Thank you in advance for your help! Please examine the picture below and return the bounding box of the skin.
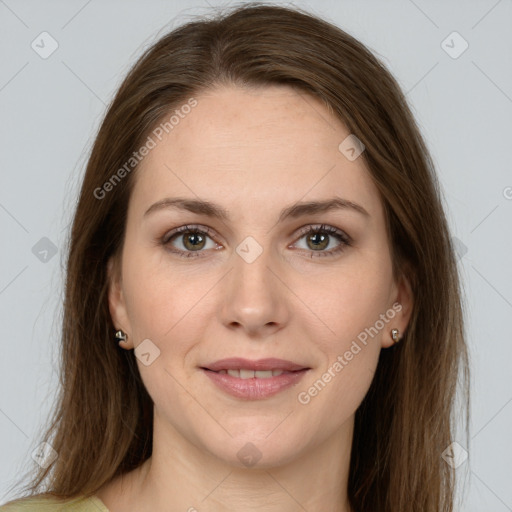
[97,84,413,512]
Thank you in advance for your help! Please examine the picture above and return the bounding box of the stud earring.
[391,328,401,344]
[115,330,127,343]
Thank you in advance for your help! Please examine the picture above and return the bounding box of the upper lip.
[202,358,309,372]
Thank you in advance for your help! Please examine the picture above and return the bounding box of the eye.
[161,224,219,258]
[160,223,351,258]
[291,224,351,258]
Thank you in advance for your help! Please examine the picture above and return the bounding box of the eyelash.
[160,224,352,259]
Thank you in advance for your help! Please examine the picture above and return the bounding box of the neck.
[114,413,355,512]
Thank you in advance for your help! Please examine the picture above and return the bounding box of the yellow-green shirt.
[0,495,110,511]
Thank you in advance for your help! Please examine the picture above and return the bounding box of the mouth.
[202,357,309,373]
[204,368,292,378]
[200,357,311,400]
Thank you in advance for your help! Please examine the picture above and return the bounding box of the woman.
[1,3,470,511]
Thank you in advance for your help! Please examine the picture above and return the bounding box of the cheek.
[296,271,389,425]
[305,259,393,409]
[121,250,218,350]
[306,260,394,349]
[295,345,378,444]
[121,250,177,343]
[123,272,170,336]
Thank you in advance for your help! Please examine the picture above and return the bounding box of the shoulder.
[0,494,110,512]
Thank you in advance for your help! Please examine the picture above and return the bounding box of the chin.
[200,429,311,470]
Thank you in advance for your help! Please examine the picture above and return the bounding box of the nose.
[218,242,290,338]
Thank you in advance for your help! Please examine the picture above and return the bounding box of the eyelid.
[292,224,352,245]
[162,224,219,244]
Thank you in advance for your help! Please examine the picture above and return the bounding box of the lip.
[203,357,308,372]
[200,358,310,400]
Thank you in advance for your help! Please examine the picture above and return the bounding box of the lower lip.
[201,368,309,400]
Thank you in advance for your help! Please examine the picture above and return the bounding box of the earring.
[115,330,127,343]
[391,328,401,344]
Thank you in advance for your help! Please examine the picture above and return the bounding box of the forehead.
[131,85,381,219]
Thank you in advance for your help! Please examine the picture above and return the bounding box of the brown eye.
[293,224,351,258]
[162,225,218,258]
[161,223,351,259]
[178,231,207,251]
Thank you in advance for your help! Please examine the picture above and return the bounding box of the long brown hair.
[5,3,470,511]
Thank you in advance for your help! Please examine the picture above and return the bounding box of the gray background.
[1,0,511,510]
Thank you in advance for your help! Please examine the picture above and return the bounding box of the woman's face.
[108,84,412,468]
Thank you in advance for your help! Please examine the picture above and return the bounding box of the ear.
[382,271,414,348]
[107,256,134,349]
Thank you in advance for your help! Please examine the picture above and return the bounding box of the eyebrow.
[144,196,369,221]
